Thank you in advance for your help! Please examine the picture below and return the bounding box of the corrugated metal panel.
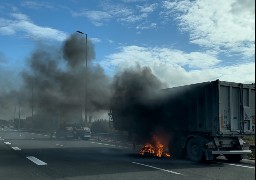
[231,87,240,131]
[219,82,255,135]
[219,86,231,131]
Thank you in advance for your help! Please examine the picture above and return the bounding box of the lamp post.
[76,31,88,126]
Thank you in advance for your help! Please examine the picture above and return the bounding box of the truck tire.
[224,154,243,162]
[186,138,204,162]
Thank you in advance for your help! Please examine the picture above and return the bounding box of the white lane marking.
[44,135,48,137]
[91,142,95,144]
[27,156,47,165]
[31,133,35,134]
[227,163,255,169]
[31,138,35,140]
[60,145,64,147]
[4,142,11,145]
[97,142,102,145]
[12,147,21,151]
[132,162,183,175]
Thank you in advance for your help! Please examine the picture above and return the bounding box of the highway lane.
[0,128,255,180]
[0,131,52,179]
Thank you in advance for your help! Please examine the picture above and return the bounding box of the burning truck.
[110,80,255,162]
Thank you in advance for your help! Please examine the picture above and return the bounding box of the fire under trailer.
[110,80,255,162]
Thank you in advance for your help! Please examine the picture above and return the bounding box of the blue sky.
[0,0,255,92]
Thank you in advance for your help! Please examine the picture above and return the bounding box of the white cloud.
[122,0,146,2]
[86,2,159,26]
[101,3,144,23]
[90,38,101,43]
[11,13,29,21]
[105,45,220,69]
[0,13,67,41]
[162,0,255,58]
[73,2,158,30]
[136,22,157,30]
[137,3,158,13]
[21,1,54,9]
[102,45,254,87]
[73,10,112,26]
[101,3,133,17]
[154,62,255,87]
[119,13,148,23]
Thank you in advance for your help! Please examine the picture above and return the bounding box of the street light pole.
[77,31,88,126]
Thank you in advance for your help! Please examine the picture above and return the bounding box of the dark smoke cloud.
[1,32,169,141]
[111,66,166,142]
[17,33,111,127]
[63,34,95,68]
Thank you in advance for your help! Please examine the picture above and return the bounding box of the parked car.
[73,125,91,140]
[55,124,74,139]
[52,123,91,140]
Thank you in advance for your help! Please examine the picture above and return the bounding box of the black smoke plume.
[111,66,166,142]
[20,33,110,128]
[1,33,170,140]
[63,34,95,68]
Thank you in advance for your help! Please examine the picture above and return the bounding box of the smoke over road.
[1,33,166,136]
[111,66,166,142]
[24,34,111,125]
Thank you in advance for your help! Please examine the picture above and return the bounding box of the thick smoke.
[20,33,111,128]
[1,33,171,141]
[111,66,166,142]
[63,34,95,67]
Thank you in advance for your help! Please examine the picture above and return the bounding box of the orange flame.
[139,135,171,158]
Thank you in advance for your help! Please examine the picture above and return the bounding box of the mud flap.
[205,150,214,160]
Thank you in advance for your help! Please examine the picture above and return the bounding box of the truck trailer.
[110,80,255,162]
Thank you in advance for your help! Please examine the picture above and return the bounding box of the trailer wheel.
[224,154,243,162]
[186,138,204,162]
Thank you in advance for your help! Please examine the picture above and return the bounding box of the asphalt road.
[0,127,255,180]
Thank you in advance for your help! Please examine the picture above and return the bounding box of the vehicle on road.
[110,80,255,162]
[53,123,91,140]
[54,124,74,139]
[73,126,91,140]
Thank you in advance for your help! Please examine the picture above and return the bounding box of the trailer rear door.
[219,82,255,134]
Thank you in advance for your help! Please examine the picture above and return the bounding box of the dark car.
[73,125,91,140]
[53,123,91,140]
[55,124,74,139]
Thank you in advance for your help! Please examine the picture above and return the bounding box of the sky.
[0,0,255,92]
